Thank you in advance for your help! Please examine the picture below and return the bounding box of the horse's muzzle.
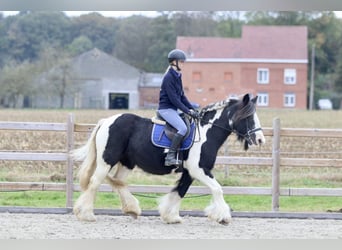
[247,128,266,146]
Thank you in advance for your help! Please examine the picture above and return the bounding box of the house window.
[192,71,202,82]
[257,92,269,107]
[224,72,233,82]
[284,69,296,84]
[284,93,296,107]
[257,68,269,84]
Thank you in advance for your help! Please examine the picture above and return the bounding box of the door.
[108,93,129,109]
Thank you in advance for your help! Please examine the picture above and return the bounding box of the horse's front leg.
[158,169,193,224]
[188,167,232,225]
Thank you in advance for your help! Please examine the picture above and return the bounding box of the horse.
[72,93,265,225]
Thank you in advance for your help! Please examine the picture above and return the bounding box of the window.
[257,92,269,107]
[284,93,296,107]
[192,71,202,82]
[284,69,296,84]
[257,68,269,84]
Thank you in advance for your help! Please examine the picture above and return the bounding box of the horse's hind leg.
[74,160,111,222]
[106,164,141,218]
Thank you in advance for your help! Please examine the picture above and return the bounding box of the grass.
[0,108,342,212]
[1,191,342,213]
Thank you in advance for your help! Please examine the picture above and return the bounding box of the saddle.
[151,112,196,150]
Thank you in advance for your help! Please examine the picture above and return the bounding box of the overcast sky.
[1,11,342,19]
[1,11,161,18]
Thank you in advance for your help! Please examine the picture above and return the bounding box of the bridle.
[194,113,262,145]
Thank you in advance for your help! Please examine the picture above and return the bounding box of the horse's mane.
[200,98,231,114]
[200,95,256,121]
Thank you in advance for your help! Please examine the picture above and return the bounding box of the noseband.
[228,116,262,145]
[242,127,263,145]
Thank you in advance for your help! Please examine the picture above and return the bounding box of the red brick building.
[177,25,308,109]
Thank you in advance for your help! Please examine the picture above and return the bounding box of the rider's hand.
[189,109,200,119]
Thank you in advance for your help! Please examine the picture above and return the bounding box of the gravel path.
[0,213,342,239]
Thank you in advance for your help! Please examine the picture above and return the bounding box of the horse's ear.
[251,95,258,104]
[242,93,250,105]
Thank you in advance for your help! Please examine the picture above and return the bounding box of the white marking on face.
[253,113,265,145]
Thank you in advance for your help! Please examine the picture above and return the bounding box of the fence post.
[272,117,280,211]
[66,113,75,208]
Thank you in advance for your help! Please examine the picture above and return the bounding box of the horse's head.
[227,93,265,150]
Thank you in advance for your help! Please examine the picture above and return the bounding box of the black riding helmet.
[168,49,186,71]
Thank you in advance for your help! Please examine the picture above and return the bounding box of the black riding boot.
[165,133,183,166]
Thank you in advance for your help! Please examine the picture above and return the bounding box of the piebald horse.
[72,93,265,224]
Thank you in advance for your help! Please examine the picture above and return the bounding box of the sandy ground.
[0,213,341,239]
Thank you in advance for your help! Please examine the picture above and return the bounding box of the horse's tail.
[71,118,105,191]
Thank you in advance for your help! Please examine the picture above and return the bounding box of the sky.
[1,11,342,19]
[1,11,161,18]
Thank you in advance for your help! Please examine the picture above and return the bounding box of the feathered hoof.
[73,206,96,222]
[161,215,183,224]
[122,203,142,219]
[218,218,231,226]
[205,204,232,225]
[125,211,140,219]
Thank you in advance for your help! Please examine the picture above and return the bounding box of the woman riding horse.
[158,49,200,167]
[72,93,265,225]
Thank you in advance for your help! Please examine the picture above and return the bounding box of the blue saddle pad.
[151,122,196,150]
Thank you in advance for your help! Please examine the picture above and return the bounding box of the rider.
[158,49,200,167]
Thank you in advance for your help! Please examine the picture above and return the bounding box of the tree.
[335,49,342,93]
[334,44,342,108]
[67,35,93,56]
[0,60,38,108]
[171,12,218,37]
[144,14,176,72]
[5,11,71,62]
[47,59,75,108]
[70,12,118,54]
[114,15,152,70]
[215,11,244,37]
[37,46,79,108]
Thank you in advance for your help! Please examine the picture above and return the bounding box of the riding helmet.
[168,49,186,63]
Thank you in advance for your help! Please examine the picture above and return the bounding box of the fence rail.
[1,114,342,211]
[1,182,342,197]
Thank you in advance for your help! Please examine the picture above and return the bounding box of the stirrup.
[165,151,182,166]
[165,158,182,166]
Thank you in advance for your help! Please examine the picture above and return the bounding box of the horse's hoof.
[219,219,230,226]
[75,214,96,222]
[83,215,97,222]
[126,212,139,219]
[76,212,96,222]
[74,208,96,222]
[163,216,183,224]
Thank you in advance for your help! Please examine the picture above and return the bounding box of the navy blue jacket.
[158,67,193,114]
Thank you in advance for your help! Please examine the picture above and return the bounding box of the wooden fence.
[1,114,342,212]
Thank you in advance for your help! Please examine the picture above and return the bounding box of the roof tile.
[177,25,308,60]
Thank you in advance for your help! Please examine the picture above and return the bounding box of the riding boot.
[165,133,184,166]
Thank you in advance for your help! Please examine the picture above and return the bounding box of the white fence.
[1,114,342,211]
